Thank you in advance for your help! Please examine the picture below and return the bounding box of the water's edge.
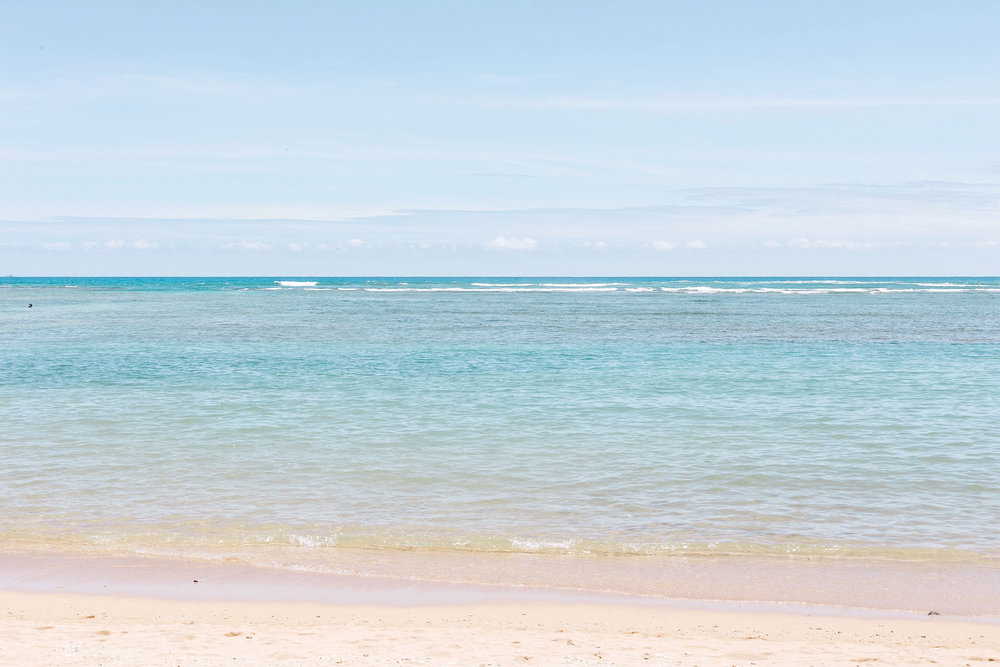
[2,549,998,618]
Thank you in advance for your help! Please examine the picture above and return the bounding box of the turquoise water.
[1,277,998,562]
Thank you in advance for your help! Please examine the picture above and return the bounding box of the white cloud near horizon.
[228,241,272,251]
[5,180,999,260]
[486,236,539,251]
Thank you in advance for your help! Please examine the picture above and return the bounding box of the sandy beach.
[3,589,999,666]
[1,552,999,665]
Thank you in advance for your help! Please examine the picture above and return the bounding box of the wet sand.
[2,550,999,615]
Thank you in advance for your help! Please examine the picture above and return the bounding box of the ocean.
[2,277,998,578]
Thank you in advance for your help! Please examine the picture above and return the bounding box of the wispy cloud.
[466,95,1000,112]
[0,71,297,104]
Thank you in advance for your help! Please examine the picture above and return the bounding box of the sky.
[1,0,998,275]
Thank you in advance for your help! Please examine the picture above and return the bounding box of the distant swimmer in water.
[28,303,32,308]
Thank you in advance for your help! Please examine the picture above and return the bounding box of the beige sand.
[2,590,998,666]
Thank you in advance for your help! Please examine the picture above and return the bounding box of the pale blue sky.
[2,1,998,275]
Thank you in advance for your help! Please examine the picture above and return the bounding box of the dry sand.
[3,589,999,666]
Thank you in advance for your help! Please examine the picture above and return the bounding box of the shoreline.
[1,549,998,620]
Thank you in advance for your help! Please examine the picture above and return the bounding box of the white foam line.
[363,287,621,292]
[470,282,535,287]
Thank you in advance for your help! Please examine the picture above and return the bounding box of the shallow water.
[1,277,998,564]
